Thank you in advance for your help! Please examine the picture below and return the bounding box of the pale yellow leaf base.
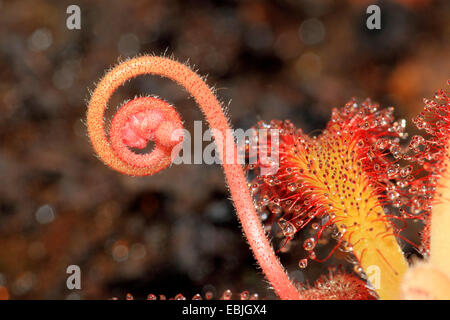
[401,263,450,299]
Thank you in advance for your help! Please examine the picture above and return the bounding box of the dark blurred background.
[0,0,448,299]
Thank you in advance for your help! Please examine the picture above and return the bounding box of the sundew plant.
[87,55,449,300]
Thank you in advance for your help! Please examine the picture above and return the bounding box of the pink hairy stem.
[86,56,302,300]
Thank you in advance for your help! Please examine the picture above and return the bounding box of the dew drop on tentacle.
[287,182,297,192]
[250,293,259,300]
[204,291,213,300]
[298,258,308,269]
[268,201,282,214]
[147,294,157,300]
[240,291,249,300]
[221,289,232,300]
[339,240,353,253]
[278,218,296,237]
[353,265,367,280]
[303,238,316,251]
[125,293,134,300]
[174,293,186,300]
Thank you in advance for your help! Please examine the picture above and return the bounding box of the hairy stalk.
[87,56,301,300]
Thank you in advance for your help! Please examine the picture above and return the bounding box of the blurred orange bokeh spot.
[0,286,9,300]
